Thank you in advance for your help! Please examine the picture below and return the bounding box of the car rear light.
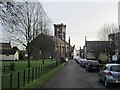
[106,72,112,76]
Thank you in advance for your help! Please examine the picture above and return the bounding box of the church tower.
[54,23,66,41]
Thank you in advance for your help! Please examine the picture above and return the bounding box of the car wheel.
[98,75,102,82]
[86,68,89,72]
[87,68,90,72]
[104,79,109,87]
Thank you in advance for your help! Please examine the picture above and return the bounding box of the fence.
[2,60,63,89]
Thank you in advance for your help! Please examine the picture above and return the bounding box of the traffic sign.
[112,55,117,61]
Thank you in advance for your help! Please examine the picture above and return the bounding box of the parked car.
[78,58,83,65]
[86,60,100,72]
[98,64,120,87]
[80,59,88,68]
[74,55,80,63]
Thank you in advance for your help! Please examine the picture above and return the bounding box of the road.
[42,59,120,89]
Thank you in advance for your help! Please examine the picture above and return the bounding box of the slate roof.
[1,49,18,55]
[35,33,72,47]
[0,43,11,49]
[86,41,109,52]
[0,42,18,55]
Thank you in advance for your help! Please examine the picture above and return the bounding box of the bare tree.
[97,23,118,62]
[0,1,52,67]
[97,23,119,41]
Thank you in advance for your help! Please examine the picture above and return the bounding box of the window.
[110,65,120,72]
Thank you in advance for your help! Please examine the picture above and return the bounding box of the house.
[28,33,73,60]
[0,42,19,60]
[79,48,84,58]
[0,42,11,50]
[83,41,109,61]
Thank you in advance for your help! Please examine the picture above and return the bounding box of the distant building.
[84,41,109,61]
[79,48,84,58]
[0,42,19,60]
[29,33,73,60]
[108,32,120,60]
[0,42,11,50]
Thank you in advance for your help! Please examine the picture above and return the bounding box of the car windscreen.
[110,65,120,72]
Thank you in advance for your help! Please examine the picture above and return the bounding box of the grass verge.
[2,59,56,75]
[20,63,65,89]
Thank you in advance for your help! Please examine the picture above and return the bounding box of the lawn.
[1,59,64,89]
[2,59,56,75]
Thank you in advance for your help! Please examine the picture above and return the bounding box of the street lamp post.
[40,50,44,65]
[42,51,44,65]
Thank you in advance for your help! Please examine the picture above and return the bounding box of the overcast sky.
[41,1,118,50]
[1,0,119,50]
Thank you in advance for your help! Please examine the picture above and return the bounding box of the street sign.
[112,55,117,61]
[25,54,28,57]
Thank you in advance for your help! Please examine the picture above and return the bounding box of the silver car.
[98,64,120,87]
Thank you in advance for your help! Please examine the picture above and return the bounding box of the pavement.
[41,59,120,89]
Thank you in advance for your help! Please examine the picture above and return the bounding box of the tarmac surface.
[42,59,120,89]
